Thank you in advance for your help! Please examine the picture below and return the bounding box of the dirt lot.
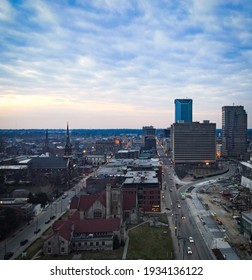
[198,186,252,260]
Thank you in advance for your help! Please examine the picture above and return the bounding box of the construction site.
[197,181,252,260]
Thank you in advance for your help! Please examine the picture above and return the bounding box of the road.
[158,142,215,260]
[0,174,91,260]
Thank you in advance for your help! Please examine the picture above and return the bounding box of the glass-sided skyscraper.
[222,105,247,158]
[174,99,193,123]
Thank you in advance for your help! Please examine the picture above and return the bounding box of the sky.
[0,0,252,129]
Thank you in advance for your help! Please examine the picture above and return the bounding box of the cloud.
[0,0,251,128]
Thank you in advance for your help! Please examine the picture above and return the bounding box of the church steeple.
[64,122,72,156]
[43,129,50,153]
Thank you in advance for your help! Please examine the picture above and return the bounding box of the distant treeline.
[0,128,251,138]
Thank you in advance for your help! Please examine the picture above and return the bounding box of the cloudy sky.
[0,0,251,129]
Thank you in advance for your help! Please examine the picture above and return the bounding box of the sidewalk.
[122,221,149,260]
[167,213,180,259]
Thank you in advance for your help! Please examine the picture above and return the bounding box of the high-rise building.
[174,99,193,123]
[142,125,156,136]
[221,106,247,158]
[171,121,216,164]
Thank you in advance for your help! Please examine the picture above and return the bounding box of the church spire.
[43,129,50,153]
[64,122,72,156]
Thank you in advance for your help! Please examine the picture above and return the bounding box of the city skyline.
[0,0,252,129]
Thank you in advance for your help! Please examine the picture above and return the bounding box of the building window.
[94,209,102,218]
[48,247,51,254]
[96,242,99,246]
[61,247,65,253]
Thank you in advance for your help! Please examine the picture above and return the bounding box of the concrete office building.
[174,99,193,123]
[171,121,216,164]
[142,126,156,136]
[221,106,247,158]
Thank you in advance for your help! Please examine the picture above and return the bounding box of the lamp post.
[50,203,53,218]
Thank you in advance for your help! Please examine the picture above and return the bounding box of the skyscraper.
[171,121,216,164]
[142,125,156,136]
[174,99,193,123]
[221,106,247,158]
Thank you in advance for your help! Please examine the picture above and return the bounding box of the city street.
[0,174,91,260]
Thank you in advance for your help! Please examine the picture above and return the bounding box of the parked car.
[20,239,28,246]
[187,246,192,255]
[45,219,50,224]
[216,218,223,225]
[34,228,41,234]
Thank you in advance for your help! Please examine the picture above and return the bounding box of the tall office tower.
[221,106,247,158]
[174,99,193,122]
[171,121,216,164]
[142,125,156,136]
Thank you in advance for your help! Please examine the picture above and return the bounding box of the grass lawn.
[127,223,174,260]
[18,237,44,260]
[80,247,124,260]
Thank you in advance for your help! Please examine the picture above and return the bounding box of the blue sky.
[0,0,251,129]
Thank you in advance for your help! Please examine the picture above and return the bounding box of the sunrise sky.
[0,0,251,129]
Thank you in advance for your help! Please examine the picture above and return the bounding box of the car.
[181,215,186,220]
[34,228,41,234]
[50,215,56,220]
[4,252,14,260]
[189,236,194,243]
[187,246,192,255]
[177,204,181,208]
[20,239,28,246]
[45,219,50,224]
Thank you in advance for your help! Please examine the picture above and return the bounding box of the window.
[61,247,65,253]
[94,209,102,218]
[96,242,99,246]
[48,248,51,254]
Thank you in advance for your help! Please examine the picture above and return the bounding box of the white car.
[187,246,192,255]
[189,236,194,243]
